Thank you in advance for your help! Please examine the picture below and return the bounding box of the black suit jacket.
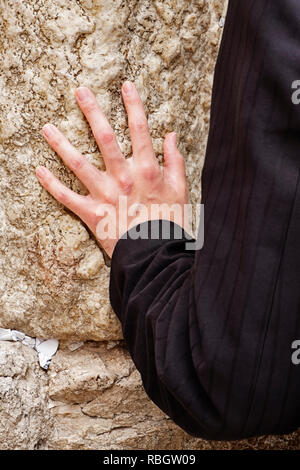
[109,0,300,440]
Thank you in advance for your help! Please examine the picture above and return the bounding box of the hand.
[36,81,189,258]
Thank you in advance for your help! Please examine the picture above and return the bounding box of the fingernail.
[76,87,90,102]
[123,81,134,94]
[172,132,177,145]
[36,166,46,178]
[43,124,55,138]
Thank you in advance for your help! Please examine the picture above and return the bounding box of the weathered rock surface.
[47,342,208,449]
[1,341,299,450]
[1,0,299,451]
[0,0,227,341]
[0,342,50,449]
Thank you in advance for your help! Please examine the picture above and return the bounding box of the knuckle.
[137,142,152,156]
[57,189,69,204]
[42,180,49,191]
[140,162,159,180]
[42,173,52,189]
[126,95,139,106]
[118,174,134,194]
[99,130,114,146]
[71,156,85,171]
[83,99,97,113]
[132,118,148,134]
[51,134,62,148]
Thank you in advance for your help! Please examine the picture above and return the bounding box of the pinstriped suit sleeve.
[109,0,300,440]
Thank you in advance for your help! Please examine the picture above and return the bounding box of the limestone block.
[47,343,200,449]
[0,342,49,450]
[0,340,299,450]
[47,342,209,449]
[0,0,227,340]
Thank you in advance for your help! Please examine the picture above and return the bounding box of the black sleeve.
[109,221,212,438]
[109,0,300,441]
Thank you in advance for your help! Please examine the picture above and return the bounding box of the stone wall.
[0,0,299,450]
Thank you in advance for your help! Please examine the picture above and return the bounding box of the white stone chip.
[0,328,15,341]
[219,17,225,27]
[0,327,59,370]
[67,341,84,352]
[35,339,59,370]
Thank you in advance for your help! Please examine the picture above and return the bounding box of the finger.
[75,87,126,176]
[36,166,87,217]
[42,124,104,196]
[163,132,186,189]
[122,81,157,165]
